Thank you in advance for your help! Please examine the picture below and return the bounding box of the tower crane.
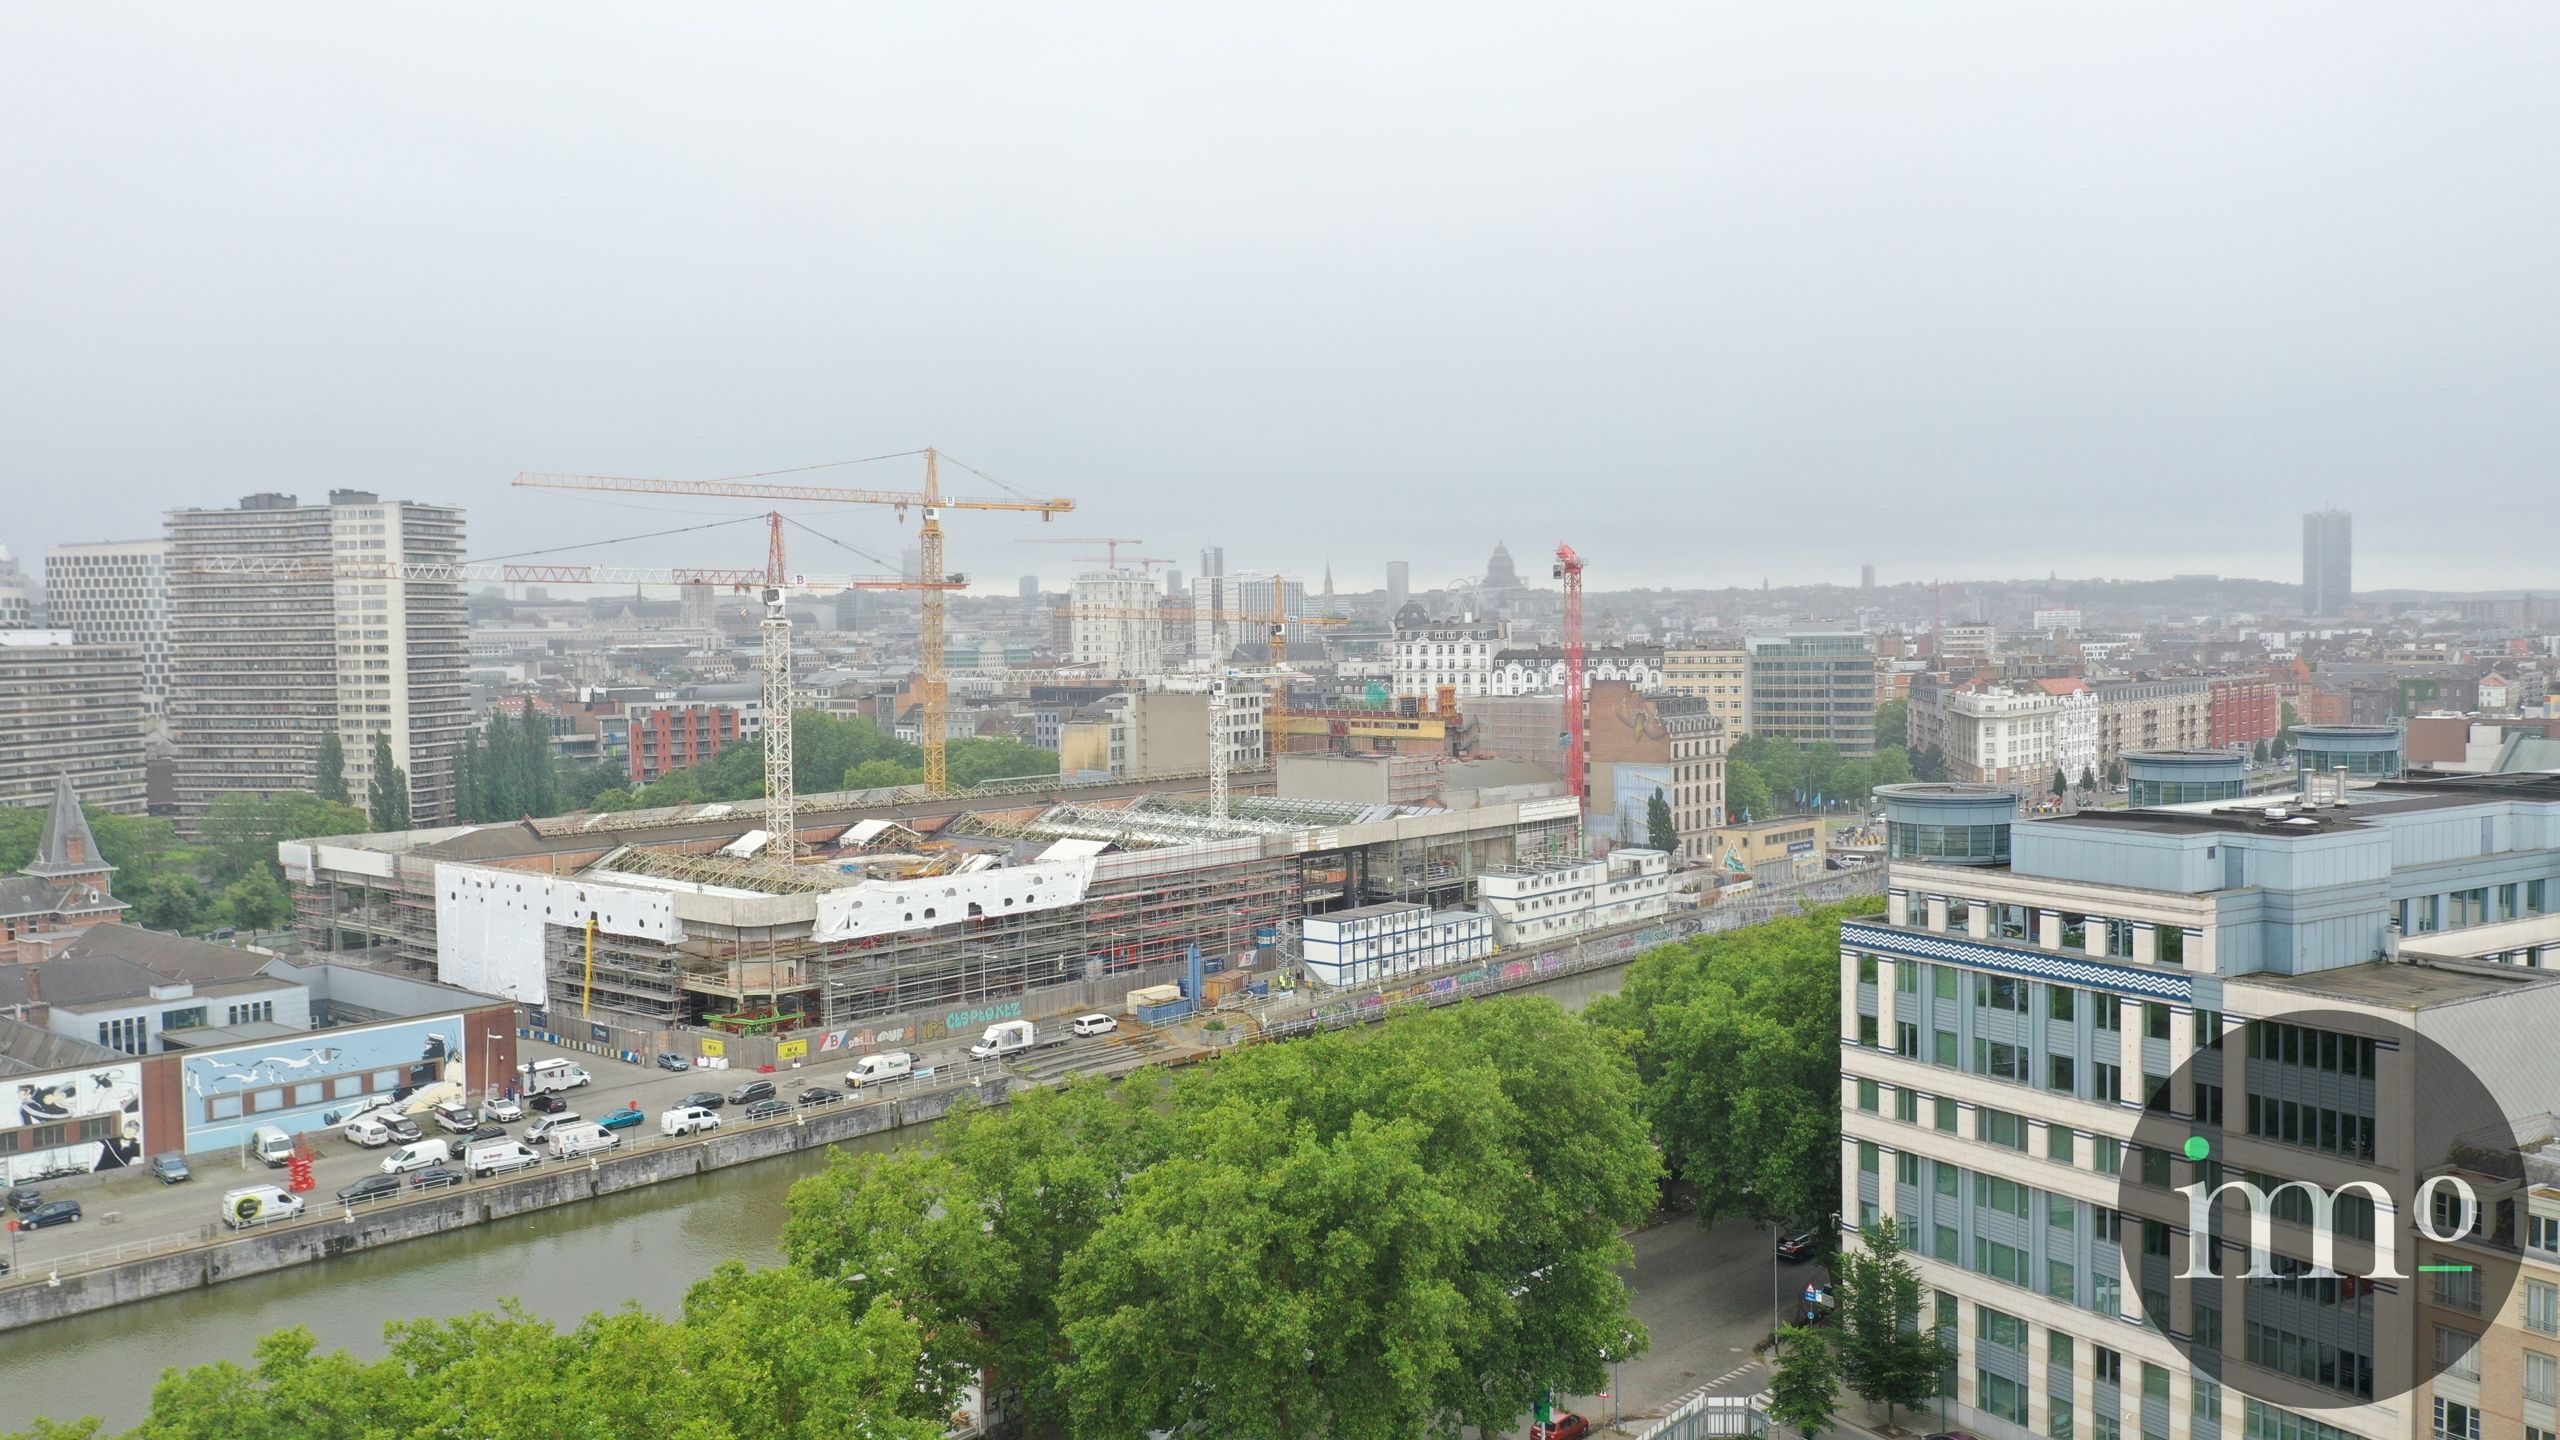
[1018,537,1163,569]
[189,511,932,858]
[515,450,1073,797]
[1554,544,1587,826]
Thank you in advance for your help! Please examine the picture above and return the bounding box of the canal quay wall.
[0,1078,1005,1333]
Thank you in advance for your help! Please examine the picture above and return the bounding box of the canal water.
[4,964,1635,1435]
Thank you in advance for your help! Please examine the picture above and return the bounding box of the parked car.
[523,1112,583,1144]
[1776,1230,1820,1263]
[149,1153,192,1185]
[743,1097,793,1122]
[656,1052,691,1073]
[454,1123,508,1147]
[383,1114,424,1143]
[408,1166,466,1191]
[729,1079,776,1106]
[431,1104,478,1133]
[1070,1011,1119,1037]
[483,1095,524,1122]
[677,1090,725,1111]
[661,1105,721,1138]
[1534,1415,1591,1440]
[20,1199,81,1230]
[1,1187,38,1215]
[795,1086,843,1107]
[597,1106,645,1132]
[336,1175,404,1206]
[528,1092,571,1114]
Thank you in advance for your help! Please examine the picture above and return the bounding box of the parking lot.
[2,1021,1150,1281]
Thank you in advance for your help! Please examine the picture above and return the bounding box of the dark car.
[20,1199,82,1230]
[795,1086,843,1108]
[728,1079,776,1106]
[1535,1415,1591,1440]
[383,1114,424,1143]
[677,1090,724,1112]
[408,1166,466,1191]
[336,1174,404,1206]
[149,1153,192,1185]
[743,1097,792,1122]
[597,1106,645,1131]
[656,1052,690,1073]
[1776,1230,1820,1263]
[455,1123,507,1146]
[3,1187,42,1215]
[528,1092,571,1114]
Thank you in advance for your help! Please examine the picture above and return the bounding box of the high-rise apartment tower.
[2302,509,2352,616]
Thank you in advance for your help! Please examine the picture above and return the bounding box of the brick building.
[626,703,744,783]
[2207,676,2282,749]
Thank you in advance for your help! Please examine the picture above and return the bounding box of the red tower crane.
[1554,543,1587,822]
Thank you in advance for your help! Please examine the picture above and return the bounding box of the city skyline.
[10,7,2560,593]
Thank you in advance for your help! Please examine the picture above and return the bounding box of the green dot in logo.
[2182,1135,2211,1161]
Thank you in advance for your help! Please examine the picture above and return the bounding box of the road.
[0,1022,1148,1281]
[1497,1211,1811,1437]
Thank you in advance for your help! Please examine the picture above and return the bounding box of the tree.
[194,793,369,886]
[2254,738,2271,763]
[314,732,348,805]
[844,759,919,791]
[1582,907,1855,1230]
[1646,787,1678,852]
[1909,745,1948,784]
[369,736,411,832]
[2105,758,2124,788]
[1829,1219,1952,1428]
[1725,759,1772,823]
[220,866,289,932]
[1869,747,1914,788]
[947,736,1061,788]
[2079,765,2097,791]
[2050,768,2069,799]
[1873,698,1908,752]
[1769,1325,1842,1439]
[126,872,211,934]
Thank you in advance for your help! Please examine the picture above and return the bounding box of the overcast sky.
[6,5,2556,596]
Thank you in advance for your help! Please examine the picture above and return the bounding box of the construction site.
[284,783,1588,1052]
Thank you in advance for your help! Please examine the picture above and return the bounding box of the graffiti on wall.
[178,1015,466,1151]
[5,1063,144,1185]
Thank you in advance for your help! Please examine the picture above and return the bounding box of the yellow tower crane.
[515,451,1073,796]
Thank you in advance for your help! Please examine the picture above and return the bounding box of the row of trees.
[1769,1220,1955,1438]
[16,999,1662,1440]
[583,712,1059,812]
[0,791,368,937]
[315,731,417,832]
[1725,735,1916,824]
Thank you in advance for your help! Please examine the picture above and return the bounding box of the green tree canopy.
[314,731,348,805]
[1646,787,1678,852]
[1770,1324,1843,1439]
[194,793,368,887]
[368,736,410,832]
[1830,1219,1953,1428]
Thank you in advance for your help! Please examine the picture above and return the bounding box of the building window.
[2529,1280,2559,1335]
[2158,927,2187,965]
[2530,1214,2560,1254]
[2434,1398,2480,1440]
[1934,1097,1958,1133]
[2527,1350,2557,1405]
[2434,1326,2481,1381]
[2049,1125,2076,1163]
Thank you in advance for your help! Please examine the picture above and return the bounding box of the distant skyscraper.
[1483,542,1522,590]
[2302,509,2353,615]
[45,539,170,715]
[1163,567,1183,596]
[1385,560,1410,613]
[0,548,31,628]
[1018,575,1040,601]
[1861,563,1876,590]
[167,491,466,828]
[1199,546,1225,579]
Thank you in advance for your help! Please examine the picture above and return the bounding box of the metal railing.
[1632,1392,1770,1440]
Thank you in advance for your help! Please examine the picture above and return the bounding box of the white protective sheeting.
[433,864,683,1007]
[814,857,1094,941]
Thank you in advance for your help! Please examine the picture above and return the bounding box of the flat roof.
[2234,959,2560,1010]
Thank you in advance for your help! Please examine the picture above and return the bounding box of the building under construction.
[285,780,1584,1042]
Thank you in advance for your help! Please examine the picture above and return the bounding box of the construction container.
[1124,983,1184,1015]
[1134,996,1197,1027]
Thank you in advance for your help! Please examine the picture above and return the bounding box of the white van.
[380,1139,452,1175]
[222,1184,304,1229]
[523,1111,582,1144]
[846,1051,915,1087]
[1070,1012,1119,1037]
[251,1125,295,1168]
[545,1122,618,1160]
[466,1141,542,1179]
[661,1105,722,1137]
[344,1115,393,1148]
[520,1058,592,1093]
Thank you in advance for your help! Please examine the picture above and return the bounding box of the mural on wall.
[178,1015,465,1151]
[5,1062,144,1184]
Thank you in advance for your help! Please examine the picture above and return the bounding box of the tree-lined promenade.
[10,906,1881,1440]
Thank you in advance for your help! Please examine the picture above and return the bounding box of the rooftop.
[2233,958,2560,1011]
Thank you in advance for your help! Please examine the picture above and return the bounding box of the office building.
[1942,687,2060,787]
[1198,546,1225,579]
[1018,575,1041,601]
[0,549,34,628]
[2304,509,2354,616]
[1662,698,1726,864]
[1394,615,1507,700]
[1746,631,1881,755]
[166,491,467,828]
[2093,678,2212,774]
[1386,560,1411,615]
[0,632,148,814]
[1863,563,1877,590]
[1664,641,1751,735]
[1840,773,2560,1440]
[46,539,171,717]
